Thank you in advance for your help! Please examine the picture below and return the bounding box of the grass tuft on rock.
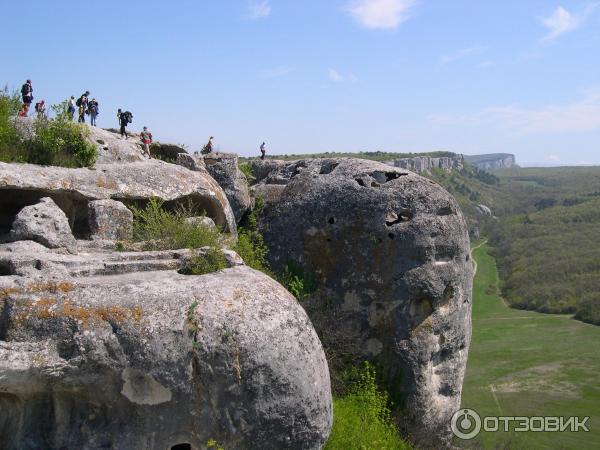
[130,198,221,250]
[179,248,228,275]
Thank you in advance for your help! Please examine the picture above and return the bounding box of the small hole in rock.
[437,206,454,216]
[328,217,335,224]
[96,139,105,145]
[171,444,191,450]
[326,238,332,242]
[0,261,13,276]
[355,178,366,187]
[35,260,43,270]
[388,233,395,240]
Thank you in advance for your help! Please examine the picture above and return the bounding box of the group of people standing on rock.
[69,91,100,125]
[16,79,268,160]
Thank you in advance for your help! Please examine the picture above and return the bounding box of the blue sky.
[2,0,599,165]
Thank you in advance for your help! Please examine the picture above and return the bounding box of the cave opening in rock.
[0,260,13,276]
[0,188,91,239]
[170,444,192,450]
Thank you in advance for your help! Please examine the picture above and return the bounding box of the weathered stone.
[176,152,206,172]
[203,153,251,223]
[185,216,217,230]
[0,263,332,449]
[257,158,472,448]
[0,159,236,237]
[9,197,77,254]
[88,199,133,241]
[476,204,492,216]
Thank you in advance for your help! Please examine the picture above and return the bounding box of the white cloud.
[430,88,600,134]
[547,154,561,162]
[440,46,487,65]
[260,66,294,78]
[540,3,599,40]
[345,0,417,30]
[246,1,271,20]
[328,68,357,82]
[479,60,496,69]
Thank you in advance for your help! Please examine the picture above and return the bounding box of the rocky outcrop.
[0,242,333,449]
[0,159,236,239]
[388,155,464,173]
[203,153,251,223]
[88,199,133,241]
[463,153,516,171]
[476,204,492,216]
[253,158,472,448]
[87,126,148,164]
[9,197,77,254]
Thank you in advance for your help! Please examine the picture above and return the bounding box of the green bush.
[179,247,228,275]
[0,92,96,168]
[130,198,221,250]
[279,261,316,300]
[238,162,254,182]
[234,196,271,273]
[325,362,412,450]
[27,118,97,167]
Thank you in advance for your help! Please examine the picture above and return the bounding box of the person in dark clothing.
[118,109,132,138]
[88,98,99,126]
[77,91,89,123]
[21,80,33,116]
[260,141,266,160]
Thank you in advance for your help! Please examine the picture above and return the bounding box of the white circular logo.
[451,408,482,440]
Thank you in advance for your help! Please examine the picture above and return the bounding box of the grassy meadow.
[459,243,600,450]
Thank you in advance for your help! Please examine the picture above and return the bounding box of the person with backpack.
[118,109,132,138]
[260,141,266,160]
[76,91,89,123]
[34,100,46,120]
[140,126,153,157]
[21,80,33,116]
[201,136,214,154]
[68,96,76,121]
[88,98,99,126]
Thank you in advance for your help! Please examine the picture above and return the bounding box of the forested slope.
[488,197,600,324]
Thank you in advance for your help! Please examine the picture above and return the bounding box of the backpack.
[21,84,30,96]
[125,111,133,123]
[76,97,82,107]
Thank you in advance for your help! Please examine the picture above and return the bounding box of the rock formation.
[463,153,516,171]
[0,244,332,449]
[0,129,333,449]
[250,158,473,448]
[388,155,464,173]
[203,153,251,223]
[0,159,236,239]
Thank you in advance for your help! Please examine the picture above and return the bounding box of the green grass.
[130,198,221,251]
[459,243,600,449]
[325,363,413,450]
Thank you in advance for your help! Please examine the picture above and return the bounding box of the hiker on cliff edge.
[21,80,33,115]
[76,91,89,123]
[201,136,214,154]
[140,126,153,158]
[34,100,46,120]
[260,141,266,160]
[68,96,76,121]
[118,109,132,138]
[88,98,99,126]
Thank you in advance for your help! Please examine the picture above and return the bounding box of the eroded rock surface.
[253,158,473,448]
[0,253,332,449]
[0,159,236,237]
[9,197,77,254]
[203,153,251,223]
[88,199,133,241]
